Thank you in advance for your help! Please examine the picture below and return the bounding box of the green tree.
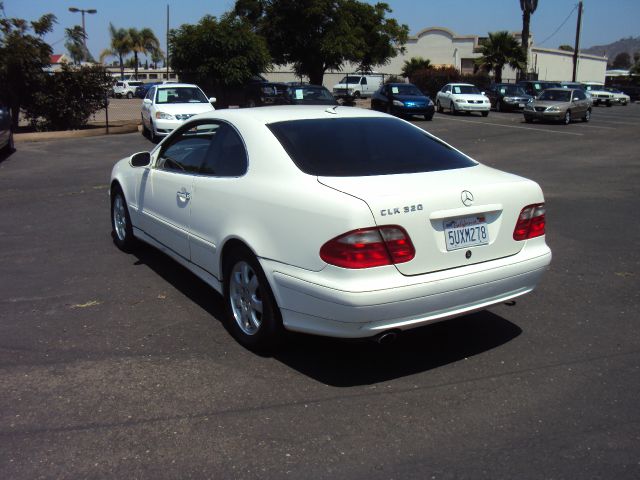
[99,23,132,78]
[24,63,112,131]
[520,0,539,76]
[234,0,409,85]
[611,52,631,69]
[65,25,93,64]
[474,31,525,83]
[401,57,432,80]
[0,7,56,128]
[170,13,271,88]
[151,48,165,69]
[128,27,161,78]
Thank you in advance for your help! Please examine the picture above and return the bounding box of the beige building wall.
[530,48,607,82]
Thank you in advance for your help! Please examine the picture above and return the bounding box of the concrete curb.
[15,122,141,143]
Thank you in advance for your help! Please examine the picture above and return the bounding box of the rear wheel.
[450,101,457,114]
[524,116,533,123]
[563,110,572,125]
[424,113,433,121]
[496,100,502,112]
[582,108,591,122]
[481,111,489,117]
[223,247,284,353]
[436,100,443,113]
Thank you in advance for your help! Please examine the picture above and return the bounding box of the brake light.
[513,203,546,240]
[320,226,415,269]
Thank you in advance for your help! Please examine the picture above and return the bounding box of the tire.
[496,100,502,112]
[563,110,572,125]
[582,108,591,122]
[436,100,443,113]
[111,187,136,252]
[223,247,284,353]
[386,103,392,115]
[524,117,533,123]
[3,130,15,153]
[481,111,489,117]
[246,98,257,108]
[606,100,612,107]
[141,115,149,138]
[353,91,361,100]
[149,121,158,143]
[450,101,457,114]
[126,92,133,99]
[424,113,433,121]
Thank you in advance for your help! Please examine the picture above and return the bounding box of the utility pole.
[68,7,97,51]
[572,1,583,82]
[166,5,170,81]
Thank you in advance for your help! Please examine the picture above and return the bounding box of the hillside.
[582,36,640,62]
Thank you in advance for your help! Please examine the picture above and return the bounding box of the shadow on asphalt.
[130,243,522,387]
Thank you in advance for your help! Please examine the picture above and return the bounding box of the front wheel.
[481,111,489,117]
[563,110,572,125]
[450,101,457,114]
[126,92,133,99]
[582,109,591,122]
[111,188,136,252]
[436,100,443,113]
[424,113,433,121]
[495,100,502,112]
[224,247,284,353]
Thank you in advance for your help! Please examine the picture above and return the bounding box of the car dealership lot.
[1,105,639,478]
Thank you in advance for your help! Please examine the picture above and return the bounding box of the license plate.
[444,216,489,251]
[519,103,525,108]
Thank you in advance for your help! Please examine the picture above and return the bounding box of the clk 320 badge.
[380,204,424,216]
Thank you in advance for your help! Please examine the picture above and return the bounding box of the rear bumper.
[261,238,551,338]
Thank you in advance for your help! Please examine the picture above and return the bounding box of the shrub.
[24,63,112,131]
[411,66,491,97]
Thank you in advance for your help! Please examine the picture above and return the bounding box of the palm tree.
[99,23,132,78]
[65,26,86,65]
[520,0,539,77]
[401,57,432,81]
[474,31,525,83]
[128,28,161,79]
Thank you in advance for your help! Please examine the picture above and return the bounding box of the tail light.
[513,203,546,240]
[320,226,415,269]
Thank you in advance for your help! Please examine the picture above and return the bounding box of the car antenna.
[325,105,339,115]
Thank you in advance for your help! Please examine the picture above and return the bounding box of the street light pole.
[68,7,97,51]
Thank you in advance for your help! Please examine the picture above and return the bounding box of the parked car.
[110,106,551,352]
[605,87,630,105]
[284,84,337,105]
[113,80,144,99]
[523,88,591,124]
[370,82,434,120]
[485,83,532,112]
[581,82,614,106]
[332,74,383,100]
[0,104,14,153]
[516,80,562,98]
[140,83,216,142]
[436,83,490,116]
[135,82,162,99]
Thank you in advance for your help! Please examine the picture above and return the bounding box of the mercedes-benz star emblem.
[461,190,474,207]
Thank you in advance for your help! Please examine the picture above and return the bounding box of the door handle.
[177,189,191,201]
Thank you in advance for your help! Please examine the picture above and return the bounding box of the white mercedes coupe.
[110,106,551,352]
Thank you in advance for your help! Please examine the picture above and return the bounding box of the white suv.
[113,80,144,99]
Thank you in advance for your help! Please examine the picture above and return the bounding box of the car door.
[141,86,155,128]
[573,90,588,115]
[137,122,214,260]
[189,122,249,279]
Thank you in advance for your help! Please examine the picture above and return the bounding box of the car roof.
[194,105,386,125]
[545,88,576,93]
[386,82,418,87]
[448,83,474,87]
[156,83,202,89]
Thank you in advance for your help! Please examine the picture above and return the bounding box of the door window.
[200,123,248,177]
[156,122,221,174]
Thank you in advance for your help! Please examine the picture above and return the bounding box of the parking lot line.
[433,116,585,136]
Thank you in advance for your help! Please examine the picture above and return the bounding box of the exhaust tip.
[374,330,400,345]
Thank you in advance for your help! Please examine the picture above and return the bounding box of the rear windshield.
[268,117,476,176]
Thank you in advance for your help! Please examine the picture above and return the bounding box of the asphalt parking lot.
[1,104,639,479]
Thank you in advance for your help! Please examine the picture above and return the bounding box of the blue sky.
[3,0,639,61]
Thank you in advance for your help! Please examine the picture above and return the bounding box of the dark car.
[371,83,435,120]
[516,80,562,98]
[284,84,337,105]
[135,82,163,99]
[486,83,533,112]
[0,104,14,154]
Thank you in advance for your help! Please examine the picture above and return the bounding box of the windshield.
[155,87,209,104]
[390,85,423,96]
[339,76,362,84]
[538,90,571,102]
[268,117,475,177]
[452,85,481,94]
[501,85,526,96]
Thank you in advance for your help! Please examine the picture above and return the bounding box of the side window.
[361,77,367,85]
[200,123,248,177]
[145,87,155,101]
[156,122,221,174]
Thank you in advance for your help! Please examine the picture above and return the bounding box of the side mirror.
[143,98,152,104]
[481,91,486,95]
[209,97,217,104]
[130,151,151,167]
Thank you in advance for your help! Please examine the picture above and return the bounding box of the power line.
[538,3,579,46]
